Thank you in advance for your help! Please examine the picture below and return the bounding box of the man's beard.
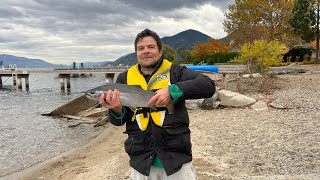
[140,57,162,69]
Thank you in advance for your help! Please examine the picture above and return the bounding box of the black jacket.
[108,63,215,176]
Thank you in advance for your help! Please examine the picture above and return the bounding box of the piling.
[25,77,29,91]
[66,78,71,89]
[58,74,71,91]
[60,78,65,90]
[17,78,22,89]
[105,73,115,84]
[16,74,30,90]
[12,74,17,86]
[0,76,2,88]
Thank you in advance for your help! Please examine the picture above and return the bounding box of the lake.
[0,70,114,177]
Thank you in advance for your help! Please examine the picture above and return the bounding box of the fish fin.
[166,101,175,114]
[148,104,157,111]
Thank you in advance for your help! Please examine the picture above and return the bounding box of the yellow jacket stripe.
[127,59,172,131]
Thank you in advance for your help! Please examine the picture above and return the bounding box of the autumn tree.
[224,0,299,48]
[191,38,229,63]
[233,39,289,75]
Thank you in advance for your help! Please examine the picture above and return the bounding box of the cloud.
[0,0,234,64]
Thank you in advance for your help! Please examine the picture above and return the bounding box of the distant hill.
[162,29,211,50]
[0,54,55,68]
[112,29,228,66]
[113,53,137,66]
[0,54,114,68]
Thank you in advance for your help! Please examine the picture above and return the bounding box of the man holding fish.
[99,29,215,179]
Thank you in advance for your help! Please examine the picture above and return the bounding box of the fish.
[85,83,174,114]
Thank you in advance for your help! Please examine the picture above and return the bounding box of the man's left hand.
[147,87,171,107]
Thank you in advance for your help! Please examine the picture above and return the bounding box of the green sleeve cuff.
[169,84,183,102]
[110,107,126,120]
[152,156,164,168]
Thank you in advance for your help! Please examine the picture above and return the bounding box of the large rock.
[218,90,256,107]
[251,101,268,111]
[271,64,305,74]
[185,99,202,110]
[242,73,262,78]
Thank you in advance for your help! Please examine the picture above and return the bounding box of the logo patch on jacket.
[157,74,168,81]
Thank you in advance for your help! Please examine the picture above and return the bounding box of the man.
[100,29,215,179]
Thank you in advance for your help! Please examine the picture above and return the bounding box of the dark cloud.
[0,0,234,63]
[2,0,234,33]
[0,6,23,18]
[121,0,233,11]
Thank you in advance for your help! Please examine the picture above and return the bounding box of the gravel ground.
[192,67,320,179]
[13,65,320,180]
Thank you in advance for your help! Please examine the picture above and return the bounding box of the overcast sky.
[0,0,234,64]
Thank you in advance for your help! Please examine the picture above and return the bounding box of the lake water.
[0,70,114,177]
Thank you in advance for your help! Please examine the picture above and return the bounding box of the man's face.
[136,36,163,68]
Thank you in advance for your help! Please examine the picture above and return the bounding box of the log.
[94,116,109,127]
[61,115,97,123]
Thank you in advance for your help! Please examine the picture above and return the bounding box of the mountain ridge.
[1,29,228,67]
[0,54,54,68]
[113,29,228,66]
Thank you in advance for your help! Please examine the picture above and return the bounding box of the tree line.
[165,0,320,74]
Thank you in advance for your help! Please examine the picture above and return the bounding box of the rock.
[271,64,306,74]
[185,99,202,110]
[251,101,268,111]
[270,102,287,109]
[213,101,221,109]
[242,73,262,78]
[218,90,256,107]
[211,89,219,101]
[186,89,219,110]
[199,98,214,110]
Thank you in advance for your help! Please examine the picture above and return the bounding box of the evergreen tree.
[289,0,319,63]
[162,44,177,62]
[289,0,316,42]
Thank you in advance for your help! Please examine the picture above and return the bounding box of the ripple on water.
[0,73,108,176]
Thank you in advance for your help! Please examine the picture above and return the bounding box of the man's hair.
[134,28,162,52]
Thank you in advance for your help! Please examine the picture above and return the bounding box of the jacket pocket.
[163,126,191,153]
[124,134,146,156]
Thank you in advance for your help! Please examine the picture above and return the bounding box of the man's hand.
[147,87,171,107]
[99,89,123,115]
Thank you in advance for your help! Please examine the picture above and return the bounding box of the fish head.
[85,90,105,101]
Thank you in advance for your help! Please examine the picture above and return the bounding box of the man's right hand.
[99,89,123,115]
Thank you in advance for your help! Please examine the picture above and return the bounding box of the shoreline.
[1,123,130,180]
[2,70,320,180]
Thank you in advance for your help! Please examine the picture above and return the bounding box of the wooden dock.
[0,68,127,91]
[0,69,30,90]
[51,68,126,92]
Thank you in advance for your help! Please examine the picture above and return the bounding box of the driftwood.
[62,115,99,128]
[41,92,109,128]
[45,95,98,116]
[61,115,97,122]
[94,116,109,127]
[61,114,109,128]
